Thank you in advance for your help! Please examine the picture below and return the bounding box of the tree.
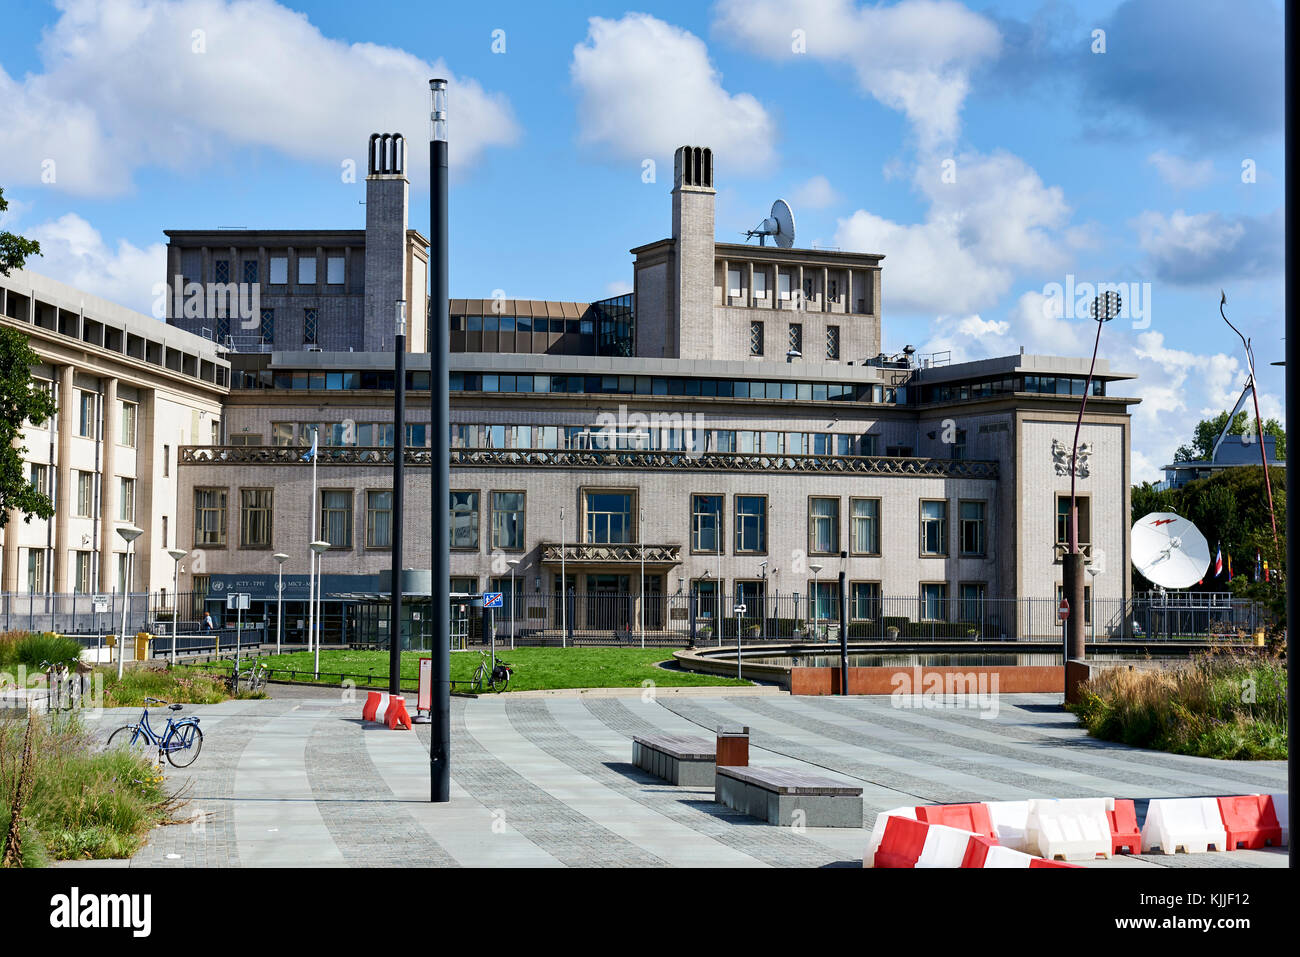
[1174,410,1286,461]
[0,187,41,278]
[0,196,55,527]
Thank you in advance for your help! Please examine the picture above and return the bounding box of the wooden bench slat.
[632,734,716,760]
[717,764,862,796]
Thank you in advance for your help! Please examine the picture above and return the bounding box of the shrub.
[0,632,85,670]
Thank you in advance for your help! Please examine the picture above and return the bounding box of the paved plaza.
[61,684,1288,868]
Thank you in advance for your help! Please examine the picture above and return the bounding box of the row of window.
[28,387,138,447]
[214,307,318,346]
[194,488,400,551]
[34,466,138,522]
[918,375,1106,404]
[214,256,345,287]
[751,321,840,360]
[24,549,135,594]
[723,266,865,311]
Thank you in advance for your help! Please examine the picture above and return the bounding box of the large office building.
[165,140,1139,643]
[1,269,229,602]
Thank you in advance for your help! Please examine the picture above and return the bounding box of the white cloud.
[834,150,1071,314]
[1133,208,1284,284]
[713,0,1001,148]
[570,14,775,174]
[605,279,633,297]
[788,175,840,209]
[24,213,166,315]
[1147,151,1213,189]
[0,0,519,196]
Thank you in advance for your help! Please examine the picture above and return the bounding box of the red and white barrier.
[1141,798,1228,854]
[361,691,412,730]
[863,806,917,868]
[1027,798,1112,862]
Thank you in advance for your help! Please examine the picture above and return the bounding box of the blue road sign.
[483,592,504,608]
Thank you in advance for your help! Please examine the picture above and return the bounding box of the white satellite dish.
[1131,512,1211,589]
[746,199,796,248]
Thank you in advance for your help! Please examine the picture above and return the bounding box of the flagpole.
[306,428,319,660]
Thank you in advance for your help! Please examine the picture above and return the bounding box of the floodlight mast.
[1219,291,1279,550]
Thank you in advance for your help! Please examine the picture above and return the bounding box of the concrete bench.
[632,734,717,786]
[716,765,863,828]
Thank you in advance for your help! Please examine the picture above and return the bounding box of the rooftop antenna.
[745,199,796,248]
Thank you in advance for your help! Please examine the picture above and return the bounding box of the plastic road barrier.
[384,695,412,730]
[1217,795,1282,850]
[1109,799,1142,855]
[961,835,1036,868]
[873,816,931,869]
[1270,793,1288,846]
[985,800,1032,852]
[1141,798,1227,855]
[1027,798,1112,861]
[916,802,996,839]
[863,807,918,868]
[915,824,979,868]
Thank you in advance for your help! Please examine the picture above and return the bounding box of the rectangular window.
[735,580,766,617]
[366,490,393,548]
[327,256,345,284]
[228,434,262,446]
[584,491,633,544]
[118,477,135,522]
[260,308,275,343]
[269,256,288,284]
[753,270,768,299]
[749,320,764,356]
[826,325,840,360]
[809,580,839,622]
[1056,495,1091,547]
[960,500,987,556]
[272,423,294,447]
[75,471,94,518]
[120,402,137,447]
[214,260,230,283]
[298,256,316,284]
[320,490,353,549]
[808,497,839,554]
[850,498,880,555]
[29,463,49,497]
[163,444,170,477]
[851,582,881,621]
[727,267,743,299]
[491,491,526,550]
[451,491,479,549]
[959,583,986,624]
[921,500,948,556]
[691,579,719,621]
[828,278,839,302]
[921,583,948,621]
[692,494,723,553]
[116,553,129,592]
[194,487,227,547]
[778,271,792,301]
[78,392,96,437]
[242,259,258,284]
[162,515,168,549]
[304,308,318,344]
[26,550,46,593]
[240,488,273,547]
[74,551,92,594]
[735,495,767,554]
[788,323,802,355]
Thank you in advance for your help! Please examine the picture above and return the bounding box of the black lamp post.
[1064,291,1118,662]
[429,78,451,803]
[390,299,405,695]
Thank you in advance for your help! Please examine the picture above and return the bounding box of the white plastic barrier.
[916,824,979,868]
[1270,793,1288,846]
[863,807,917,868]
[1027,798,1112,861]
[981,844,1037,868]
[986,801,1032,852]
[1141,798,1227,855]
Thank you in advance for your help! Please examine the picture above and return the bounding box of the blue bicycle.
[107,697,203,768]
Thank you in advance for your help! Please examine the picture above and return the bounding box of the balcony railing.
[540,542,682,565]
[180,446,998,479]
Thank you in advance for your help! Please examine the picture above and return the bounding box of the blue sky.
[0,0,1285,480]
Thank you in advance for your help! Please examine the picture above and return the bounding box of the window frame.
[450,489,480,550]
[690,493,725,555]
[319,488,354,550]
[919,498,949,557]
[239,487,274,549]
[193,486,228,548]
[849,497,881,556]
[850,580,882,622]
[920,581,949,621]
[366,489,394,550]
[119,401,137,448]
[958,499,987,557]
[490,489,527,552]
[734,494,768,555]
[807,496,840,556]
[581,487,637,545]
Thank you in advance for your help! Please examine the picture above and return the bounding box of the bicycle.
[106,697,203,768]
[227,659,270,695]
[470,651,513,693]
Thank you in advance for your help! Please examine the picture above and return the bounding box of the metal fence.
[444,591,1266,648]
[0,590,210,637]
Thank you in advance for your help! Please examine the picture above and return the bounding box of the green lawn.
[196,647,750,692]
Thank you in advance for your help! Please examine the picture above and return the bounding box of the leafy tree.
[0,194,54,527]
[0,187,41,278]
[1174,410,1286,461]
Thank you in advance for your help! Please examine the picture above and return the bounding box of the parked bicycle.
[227,659,270,695]
[106,697,203,768]
[470,651,514,693]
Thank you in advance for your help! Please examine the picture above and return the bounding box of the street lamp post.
[559,505,566,648]
[429,76,451,803]
[309,540,330,677]
[639,506,645,649]
[507,559,519,650]
[273,552,288,654]
[115,525,143,680]
[810,562,823,640]
[391,299,406,696]
[1065,292,1118,663]
[167,548,187,664]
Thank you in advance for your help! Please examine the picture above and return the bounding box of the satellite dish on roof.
[1132,512,1211,589]
[746,199,796,248]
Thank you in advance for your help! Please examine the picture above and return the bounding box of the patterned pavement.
[60,684,1288,868]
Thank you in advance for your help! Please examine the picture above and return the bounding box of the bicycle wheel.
[490,669,510,693]
[165,723,203,768]
[471,665,486,694]
[107,724,154,760]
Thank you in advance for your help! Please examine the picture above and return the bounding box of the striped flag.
[1263,559,1270,583]
[1255,551,1263,582]
[1226,552,1233,581]
[1214,544,1223,577]
[301,429,318,462]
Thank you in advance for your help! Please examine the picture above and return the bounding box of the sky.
[0,0,1286,482]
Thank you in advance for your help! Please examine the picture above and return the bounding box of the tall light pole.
[1220,292,1280,550]
[115,525,143,679]
[810,562,823,639]
[273,552,288,654]
[507,558,519,650]
[429,76,451,804]
[310,540,330,677]
[1065,292,1117,663]
[559,505,566,648]
[639,506,645,648]
[391,298,406,696]
[167,548,187,664]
